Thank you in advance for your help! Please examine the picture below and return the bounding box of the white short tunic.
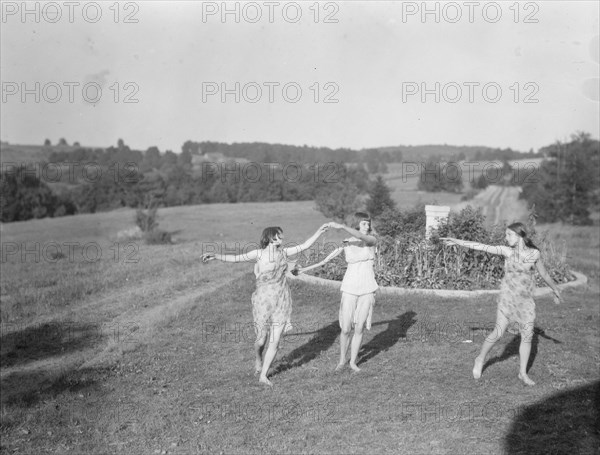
[339,237,378,296]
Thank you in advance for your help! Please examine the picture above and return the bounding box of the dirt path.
[452,185,529,225]
[1,270,247,402]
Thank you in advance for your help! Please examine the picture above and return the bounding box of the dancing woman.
[203,223,330,386]
[297,212,378,372]
[441,222,561,385]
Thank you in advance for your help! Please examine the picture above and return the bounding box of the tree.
[472,173,489,190]
[521,132,599,224]
[177,149,192,166]
[44,138,51,146]
[0,167,60,221]
[315,181,360,222]
[366,176,396,217]
[58,138,68,146]
[143,146,161,170]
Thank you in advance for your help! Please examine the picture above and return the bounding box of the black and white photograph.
[1,1,599,454]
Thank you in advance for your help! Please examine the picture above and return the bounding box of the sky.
[1,1,599,153]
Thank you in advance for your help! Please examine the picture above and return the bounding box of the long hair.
[350,212,372,233]
[259,227,282,248]
[508,222,538,250]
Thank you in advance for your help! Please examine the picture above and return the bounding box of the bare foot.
[518,373,535,386]
[473,356,484,379]
[255,361,262,375]
[335,362,346,372]
[349,363,361,372]
[259,376,273,386]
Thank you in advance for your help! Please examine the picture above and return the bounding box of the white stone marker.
[425,205,450,239]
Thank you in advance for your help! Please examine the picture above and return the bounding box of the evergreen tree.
[366,176,396,217]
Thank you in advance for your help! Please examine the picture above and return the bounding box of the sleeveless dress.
[497,253,536,334]
[340,238,379,296]
[251,248,293,336]
[339,238,379,330]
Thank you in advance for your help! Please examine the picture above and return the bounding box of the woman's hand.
[439,237,458,246]
[328,222,344,229]
[318,223,330,234]
[202,253,215,263]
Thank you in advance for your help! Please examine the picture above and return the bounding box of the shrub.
[134,206,172,244]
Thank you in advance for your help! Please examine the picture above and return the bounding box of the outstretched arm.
[284,223,330,257]
[535,258,562,304]
[295,247,344,274]
[440,238,510,257]
[202,248,261,263]
[329,222,376,246]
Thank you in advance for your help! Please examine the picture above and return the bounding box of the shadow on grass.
[357,311,417,366]
[1,365,107,410]
[1,322,106,368]
[482,326,562,374]
[504,380,599,455]
[271,321,340,376]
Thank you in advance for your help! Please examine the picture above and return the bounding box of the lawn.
[1,201,598,454]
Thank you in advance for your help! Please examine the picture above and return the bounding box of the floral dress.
[251,248,292,337]
[497,253,536,334]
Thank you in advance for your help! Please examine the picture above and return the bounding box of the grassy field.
[1,201,598,454]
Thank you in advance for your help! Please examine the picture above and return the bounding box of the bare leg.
[259,323,285,386]
[349,295,374,372]
[518,323,535,386]
[254,326,268,374]
[338,293,355,370]
[473,310,510,379]
[338,330,351,370]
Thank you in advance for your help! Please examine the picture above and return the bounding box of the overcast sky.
[1,1,598,153]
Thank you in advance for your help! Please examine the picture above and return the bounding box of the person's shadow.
[505,380,599,454]
[476,326,562,374]
[271,321,340,376]
[357,311,418,366]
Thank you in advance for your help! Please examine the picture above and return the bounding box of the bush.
[134,206,172,244]
[135,207,158,233]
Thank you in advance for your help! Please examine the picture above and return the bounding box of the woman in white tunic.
[297,212,378,372]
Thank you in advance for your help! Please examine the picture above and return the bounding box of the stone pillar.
[425,205,450,239]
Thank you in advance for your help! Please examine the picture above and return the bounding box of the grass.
[1,201,598,454]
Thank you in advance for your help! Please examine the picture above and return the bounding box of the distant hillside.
[1,140,537,167]
[0,143,80,165]
[371,144,534,162]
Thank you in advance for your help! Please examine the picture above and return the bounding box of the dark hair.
[260,227,283,248]
[350,212,372,233]
[508,222,538,250]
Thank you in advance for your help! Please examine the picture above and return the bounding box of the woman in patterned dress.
[202,223,330,386]
[441,222,562,386]
[296,212,378,372]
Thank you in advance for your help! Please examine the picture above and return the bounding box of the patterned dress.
[497,253,536,334]
[251,248,292,337]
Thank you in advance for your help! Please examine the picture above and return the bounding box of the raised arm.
[202,248,261,263]
[440,237,510,257]
[295,247,344,274]
[330,222,377,246]
[534,256,562,304]
[284,223,330,257]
